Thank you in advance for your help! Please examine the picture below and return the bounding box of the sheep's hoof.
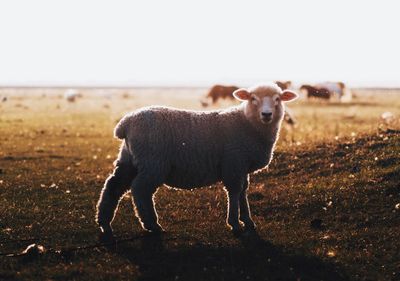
[229,225,243,237]
[98,226,115,244]
[145,224,165,234]
[244,223,257,233]
[232,229,243,237]
[242,226,257,238]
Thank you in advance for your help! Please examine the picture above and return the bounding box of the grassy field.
[0,88,399,281]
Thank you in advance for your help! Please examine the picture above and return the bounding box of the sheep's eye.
[251,97,258,105]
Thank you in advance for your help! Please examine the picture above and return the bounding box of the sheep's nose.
[261,112,272,118]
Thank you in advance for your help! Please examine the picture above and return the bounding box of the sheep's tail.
[114,115,131,139]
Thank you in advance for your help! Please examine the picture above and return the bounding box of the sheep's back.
[125,107,224,188]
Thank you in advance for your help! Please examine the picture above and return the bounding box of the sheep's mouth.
[260,116,273,124]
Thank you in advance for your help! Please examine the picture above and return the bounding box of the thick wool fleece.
[114,104,281,189]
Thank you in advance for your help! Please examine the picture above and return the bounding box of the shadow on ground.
[116,233,349,281]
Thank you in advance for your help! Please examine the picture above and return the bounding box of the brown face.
[233,83,298,124]
[248,91,282,124]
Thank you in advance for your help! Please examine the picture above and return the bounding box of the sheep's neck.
[257,121,281,144]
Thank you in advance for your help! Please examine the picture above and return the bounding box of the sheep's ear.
[233,88,251,101]
[280,90,298,102]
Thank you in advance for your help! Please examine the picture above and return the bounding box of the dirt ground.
[0,87,399,280]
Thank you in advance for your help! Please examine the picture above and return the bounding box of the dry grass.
[0,87,399,281]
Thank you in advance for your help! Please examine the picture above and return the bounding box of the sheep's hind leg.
[131,176,163,233]
[96,161,137,242]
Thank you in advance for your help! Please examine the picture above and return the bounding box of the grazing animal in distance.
[96,82,298,241]
[317,82,346,100]
[204,85,239,105]
[64,89,81,102]
[300,85,331,100]
[275,81,292,91]
[284,107,296,125]
[276,81,296,124]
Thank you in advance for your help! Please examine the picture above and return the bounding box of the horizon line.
[1,83,400,90]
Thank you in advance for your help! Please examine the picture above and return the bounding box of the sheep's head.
[233,83,298,124]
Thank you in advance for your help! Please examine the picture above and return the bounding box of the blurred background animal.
[64,89,82,102]
[300,84,331,100]
[316,82,346,100]
[275,81,292,91]
[203,85,239,105]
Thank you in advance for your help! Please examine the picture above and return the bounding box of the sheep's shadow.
[115,232,349,281]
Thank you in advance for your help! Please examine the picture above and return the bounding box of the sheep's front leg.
[226,189,241,233]
[239,187,256,231]
[223,165,248,234]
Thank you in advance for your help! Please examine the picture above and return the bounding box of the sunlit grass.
[0,88,399,280]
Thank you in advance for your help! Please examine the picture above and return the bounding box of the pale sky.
[0,0,399,87]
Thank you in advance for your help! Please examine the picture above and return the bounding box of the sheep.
[64,89,81,102]
[340,87,353,103]
[283,106,297,126]
[96,82,298,241]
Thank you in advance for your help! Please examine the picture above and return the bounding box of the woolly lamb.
[96,83,298,240]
